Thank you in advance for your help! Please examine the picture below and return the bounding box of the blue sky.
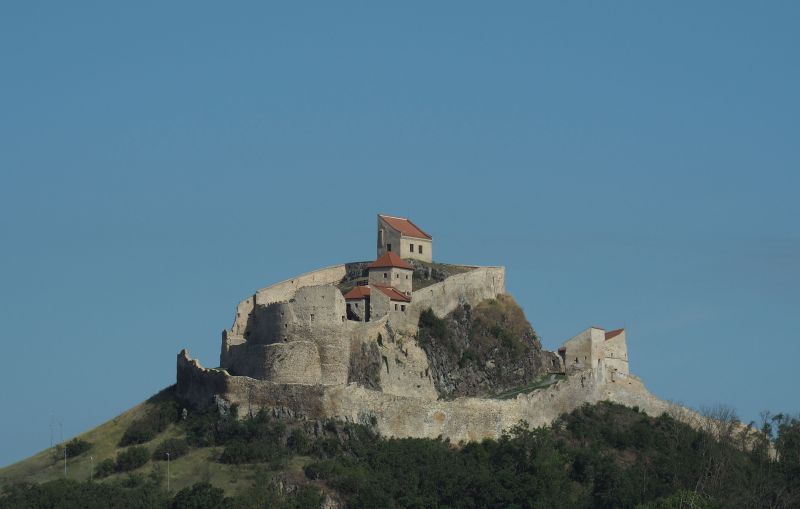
[1,2,798,467]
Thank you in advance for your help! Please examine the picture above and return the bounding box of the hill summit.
[177,214,712,441]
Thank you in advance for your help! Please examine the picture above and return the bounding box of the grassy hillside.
[0,387,283,497]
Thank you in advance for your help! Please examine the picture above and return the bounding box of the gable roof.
[379,214,432,240]
[605,328,624,340]
[343,286,371,300]
[367,251,413,270]
[374,285,412,302]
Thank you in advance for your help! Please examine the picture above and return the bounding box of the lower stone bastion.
[176,262,713,442]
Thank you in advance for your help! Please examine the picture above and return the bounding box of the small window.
[401,305,406,311]
[418,245,423,254]
[387,243,392,252]
[410,244,414,252]
[394,304,398,310]
[355,302,359,308]
[383,272,388,278]
[405,274,408,279]
[310,314,314,321]
[396,273,399,278]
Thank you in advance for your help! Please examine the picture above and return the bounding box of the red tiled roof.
[374,285,412,302]
[367,251,413,270]
[343,286,371,300]
[605,328,624,340]
[558,347,566,353]
[379,214,432,240]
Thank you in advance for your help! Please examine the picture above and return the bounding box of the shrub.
[64,438,92,458]
[115,446,150,472]
[419,308,448,340]
[153,438,189,461]
[94,458,116,479]
[287,429,310,455]
[171,482,226,509]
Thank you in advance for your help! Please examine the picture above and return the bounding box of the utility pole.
[64,447,67,478]
[166,452,170,492]
[90,456,94,482]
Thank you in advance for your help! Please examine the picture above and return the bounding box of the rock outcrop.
[417,296,561,399]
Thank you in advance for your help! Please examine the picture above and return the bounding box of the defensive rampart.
[177,349,711,443]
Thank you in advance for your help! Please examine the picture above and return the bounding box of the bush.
[94,458,116,479]
[64,438,92,458]
[153,438,189,461]
[115,446,150,472]
[171,482,226,509]
[419,308,449,340]
[119,401,178,446]
[287,429,310,455]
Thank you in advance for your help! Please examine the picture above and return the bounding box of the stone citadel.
[177,214,711,442]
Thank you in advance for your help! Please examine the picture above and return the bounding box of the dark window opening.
[401,305,406,311]
[410,244,414,252]
[383,272,388,278]
[387,243,392,252]
[418,245,423,254]
[394,304,398,310]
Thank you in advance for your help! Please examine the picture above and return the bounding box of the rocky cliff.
[417,295,561,399]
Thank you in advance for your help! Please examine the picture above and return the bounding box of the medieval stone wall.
[603,332,629,375]
[229,264,347,336]
[223,285,351,386]
[177,350,712,443]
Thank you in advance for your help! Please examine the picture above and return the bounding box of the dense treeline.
[2,402,799,508]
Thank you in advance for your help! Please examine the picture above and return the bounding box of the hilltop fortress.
[177,215,706,442]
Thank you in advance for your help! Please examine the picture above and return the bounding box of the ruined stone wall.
[405,266,505,326]
[177,349,710,443]
[223,286,351,386]
[347,317,438,400]
[229,265,347,336]
[603,332,629,375]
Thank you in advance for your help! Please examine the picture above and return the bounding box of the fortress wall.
[341,317,438,399]
[230,342,323,384]
[223,286,351,386]
[407,266,505,323]
[248,286,347,344]
[230,296,257,336]
[229,265,347,335]
[603,333,629,375]
[178,350,738,444]
[255,265,347,306]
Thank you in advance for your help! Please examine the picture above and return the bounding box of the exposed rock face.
[417,295,562,399]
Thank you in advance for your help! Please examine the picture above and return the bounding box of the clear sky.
[1,2,798,467]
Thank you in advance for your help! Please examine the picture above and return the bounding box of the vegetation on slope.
[3,396,800,509]
[417,295,562,398]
